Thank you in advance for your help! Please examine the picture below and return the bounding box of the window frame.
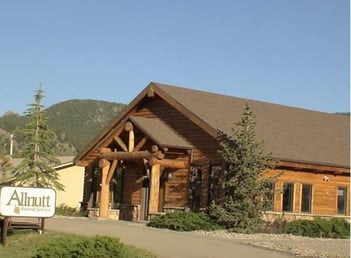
[337,187,347,215]
[300,184,312,213]
[282,182,294,212]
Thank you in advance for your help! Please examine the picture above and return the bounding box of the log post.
[125,122,134,152]
[1,217,9,246]
[99,158,110,218]
[129,130,134,152]
[149,164,160,213]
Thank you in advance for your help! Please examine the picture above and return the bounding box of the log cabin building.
[74,82,350,222]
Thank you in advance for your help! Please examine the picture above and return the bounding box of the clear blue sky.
[0,0,349,115]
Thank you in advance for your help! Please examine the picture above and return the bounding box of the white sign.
[0,186,56,217]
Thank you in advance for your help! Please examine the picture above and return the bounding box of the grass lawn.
[0,229,156,258]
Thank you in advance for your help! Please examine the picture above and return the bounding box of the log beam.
[134,136,148,151]
[151,145,159,153]
[113,136,128,152]
[99,147,111,153]
[100,151,151,160]
[149,164,160,213]
[100,151,165,161]
[106,159,118,185]
[149,157,189,169]
[75,160,89,167]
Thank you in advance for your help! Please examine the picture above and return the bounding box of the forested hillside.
[0,99,126,157]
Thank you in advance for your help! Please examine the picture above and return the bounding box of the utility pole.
[9,133,14,158]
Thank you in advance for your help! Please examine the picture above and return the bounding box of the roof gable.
[75,82,350,168]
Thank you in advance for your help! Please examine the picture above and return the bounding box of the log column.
[149,164,161,213]
[99,158,110,218]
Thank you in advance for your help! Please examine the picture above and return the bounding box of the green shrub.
[287,217,350,238]
[329,218,350,239]
[260,217,289,234]
[55,204,83,217]
[147,210,222,231]
[34,235,122,258]
[34,235,155,258]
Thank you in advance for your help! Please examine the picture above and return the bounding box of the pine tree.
[209,103,277,233]
[12,86,64,190]
[0,154,12,184]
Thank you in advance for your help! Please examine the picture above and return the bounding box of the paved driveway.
[46,217,294,258]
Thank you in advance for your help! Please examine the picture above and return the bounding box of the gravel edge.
[193,230,350,258]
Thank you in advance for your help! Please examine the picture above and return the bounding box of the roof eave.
[277,158,350,174]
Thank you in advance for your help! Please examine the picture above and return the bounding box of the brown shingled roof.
[151,82,350,168]
[75,82,349,169]
[129,116,193,149]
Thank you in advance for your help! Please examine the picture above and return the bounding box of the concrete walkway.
[46,217,294,258]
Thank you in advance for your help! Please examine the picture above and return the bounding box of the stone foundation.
[263,211,350,223]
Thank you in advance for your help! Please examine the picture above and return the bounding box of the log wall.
[121,161,143,205]
[264,169,350,216]
[131,96,222,208]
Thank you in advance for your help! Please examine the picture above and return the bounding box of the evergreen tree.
[12,86,64,190]
[0,154,12,185]
[209,103,277,233]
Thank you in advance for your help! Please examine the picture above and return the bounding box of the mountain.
[0,99,126,156]
[0,99,348,157]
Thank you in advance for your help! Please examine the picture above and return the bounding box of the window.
[301,184,312,213]
[190,166,202,211]
[263,180,275,211]
[112,167,124,206]
[208,165,222,205]
[92,167,101,207]
[282,183,294,212]
[337,187,347,215]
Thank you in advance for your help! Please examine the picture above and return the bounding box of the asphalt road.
[45,217,294,258]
